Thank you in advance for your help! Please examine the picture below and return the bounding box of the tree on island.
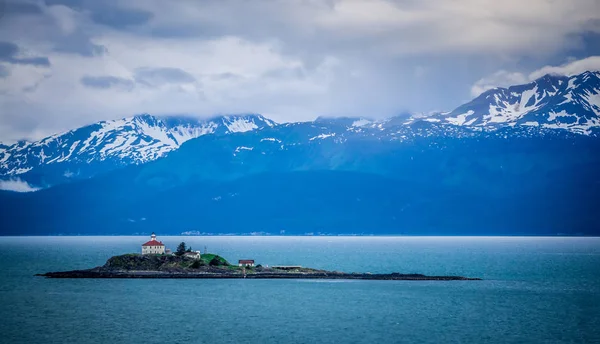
[209,257,222,266]
[176,242,187,256]
[190,259,205,269]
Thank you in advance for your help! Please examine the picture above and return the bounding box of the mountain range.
[1,71,599,235]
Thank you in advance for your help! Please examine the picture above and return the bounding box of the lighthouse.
[141,232,165,255]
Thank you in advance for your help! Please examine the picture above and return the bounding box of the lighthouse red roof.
[142,240,165,247]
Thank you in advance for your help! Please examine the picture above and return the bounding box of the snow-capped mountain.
[428,71,600,134]
[0,114,274,185]
[2,71,600,191]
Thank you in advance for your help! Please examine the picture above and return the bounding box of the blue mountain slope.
[1,121,599,236]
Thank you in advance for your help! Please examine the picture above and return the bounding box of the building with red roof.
[238,259,255,267]
[141,232,165,255]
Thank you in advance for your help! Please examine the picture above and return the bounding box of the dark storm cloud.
[134,67,196,87]
[0,42,51,67]
[80,75,134,90]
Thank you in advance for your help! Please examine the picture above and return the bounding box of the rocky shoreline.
[36,253,481,281]
[37,269,480,280]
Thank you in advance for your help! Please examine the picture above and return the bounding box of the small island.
[37,233,480,281]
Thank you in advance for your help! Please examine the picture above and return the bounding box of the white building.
[183,251,201,259]
[141,232,165,255]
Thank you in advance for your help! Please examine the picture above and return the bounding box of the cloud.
[0,178,40,192]
[41,4,110,56]
[0,42,51,67]
[134,67,196,87]
[52,38,108,57]
[80,67,197,90]
[91,7,154,29]
[1,0,600,141]
[45,4,78,35]
[0,65,9,78]
[81,75,134,90]
[5,0,44,16]
[0,41,21,58]
[471,56,600,96]
[528,56,600,80]
[470,70,529,97]
[132,0,600,56]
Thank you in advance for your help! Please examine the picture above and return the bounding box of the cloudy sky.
[1,0,600,142]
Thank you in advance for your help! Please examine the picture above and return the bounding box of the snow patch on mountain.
[224,115,275,133]
[351,119,371,127]
[310,133,336,141]
[170,122,218,145]
[446,111,474,126]
[434,71,600,135]
[0,114,275,179]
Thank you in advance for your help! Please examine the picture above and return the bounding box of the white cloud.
[470,70,529,97]
[528,56,600,80]
[0,178,40,192]
[134,0,600,56]
[471,56,600,96]
[44,5,79,35]
[2,0,600,141]
[0,35,342,140]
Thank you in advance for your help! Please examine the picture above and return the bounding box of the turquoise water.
[0,236,599,343]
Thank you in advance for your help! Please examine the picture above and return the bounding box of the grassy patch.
[201,254,230,266]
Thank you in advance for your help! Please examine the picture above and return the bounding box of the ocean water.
[0,236,599,344]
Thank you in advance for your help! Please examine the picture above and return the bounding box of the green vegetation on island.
[105,252,233,272]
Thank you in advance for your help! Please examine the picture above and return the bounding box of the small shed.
[183,251,201,259]
[238,259,255,267]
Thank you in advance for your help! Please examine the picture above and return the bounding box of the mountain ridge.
[429,71,600,134]
[0,114,274,187]
[2,123,598,235]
